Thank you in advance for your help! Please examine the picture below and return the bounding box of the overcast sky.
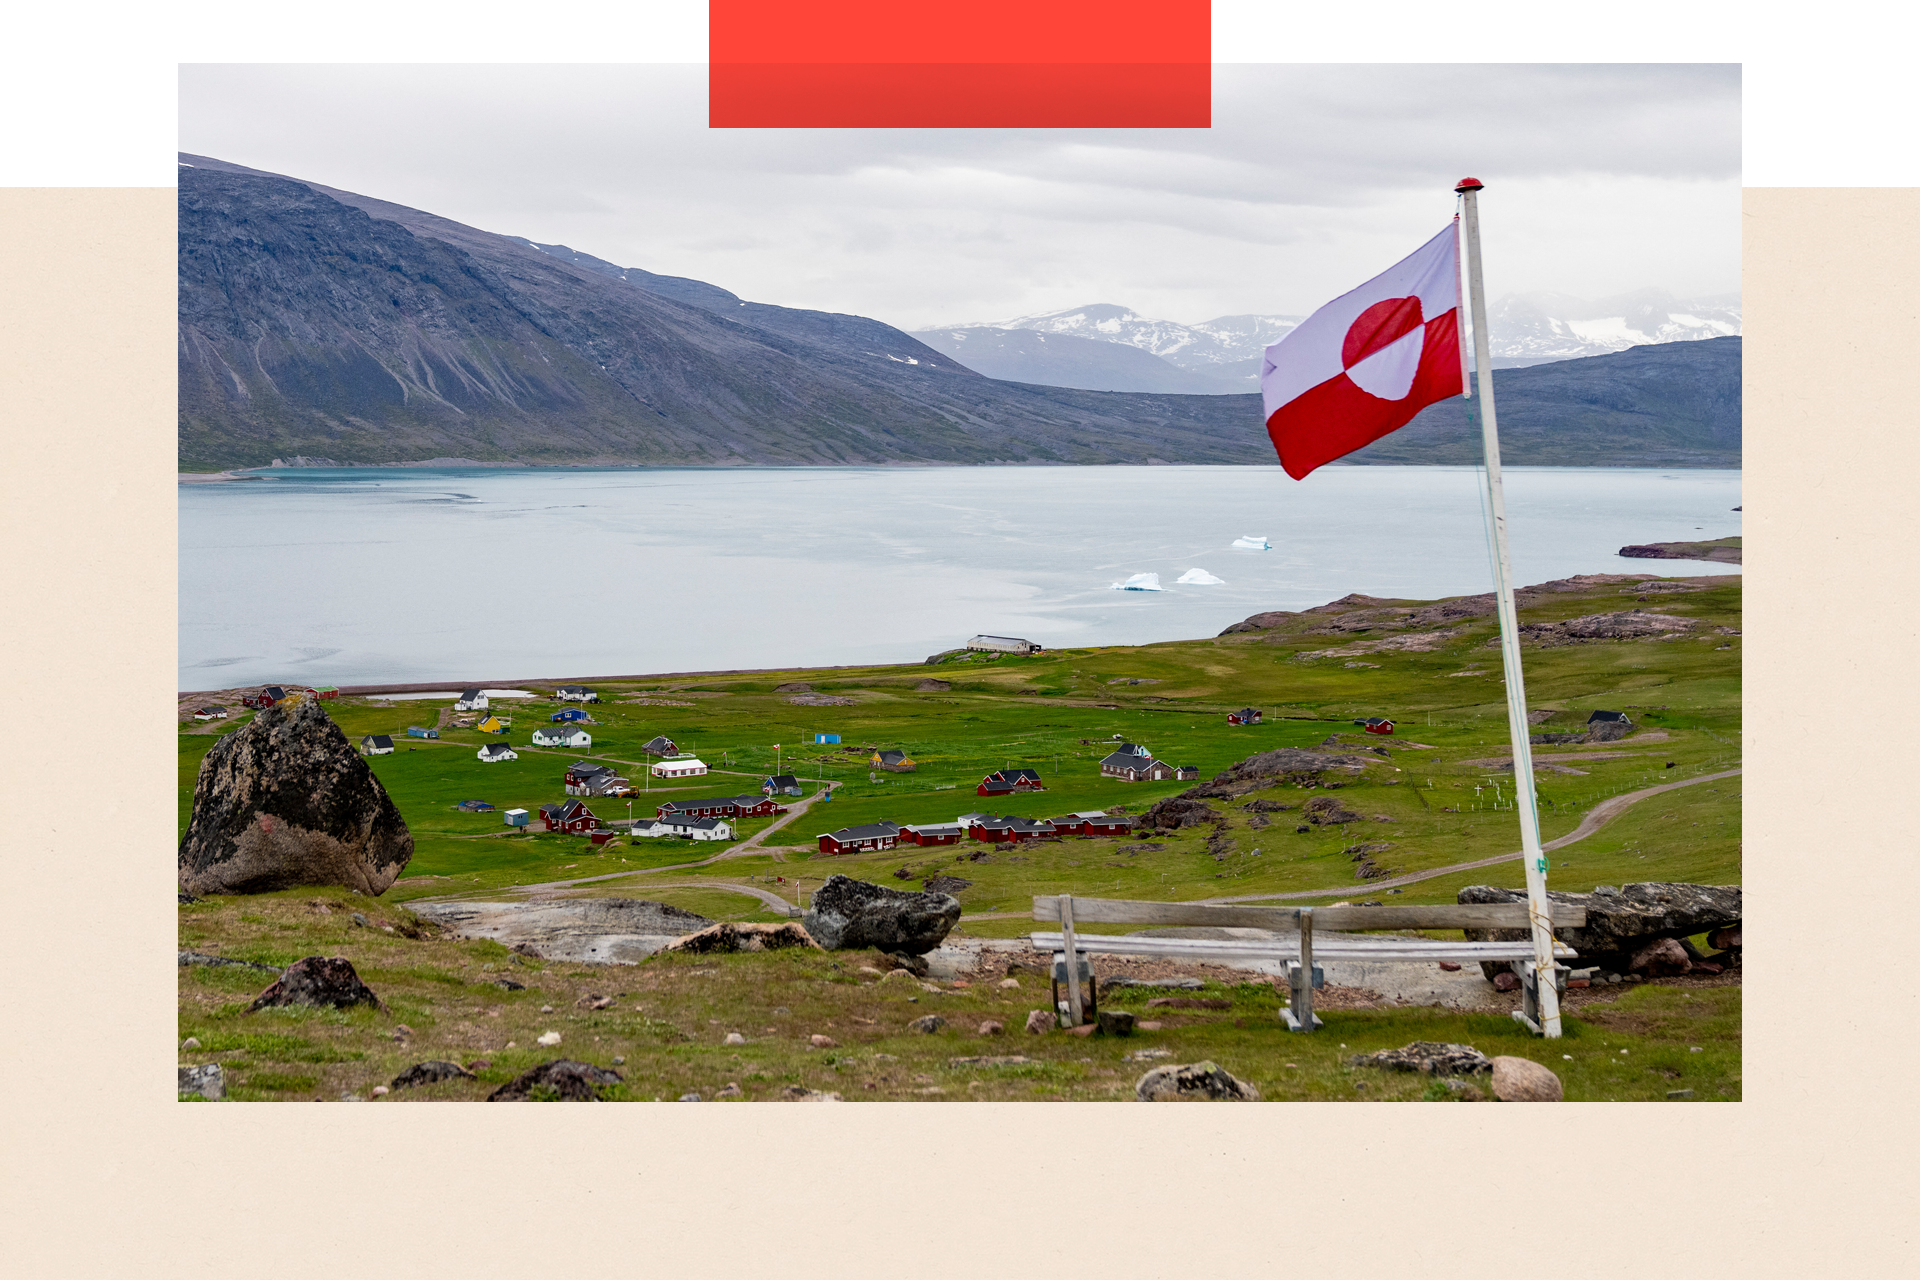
[180,63,1739,330]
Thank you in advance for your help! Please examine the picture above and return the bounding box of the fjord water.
[179,466,1741,689]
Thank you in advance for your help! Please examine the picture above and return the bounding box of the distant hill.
[910,325,1247,394]
[176,155,1739,470]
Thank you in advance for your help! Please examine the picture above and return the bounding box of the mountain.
[920,291,1741,394]
[176,156,1279,468]
[1347,336,1742,467]
[909,325,1247,394]
[176,155,1738,470]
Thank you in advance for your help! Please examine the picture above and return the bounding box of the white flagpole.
[1455,177,1562,1038]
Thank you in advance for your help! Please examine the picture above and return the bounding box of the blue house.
[815,733,840,745]
[407,725,439,739]
[550,707,591,723]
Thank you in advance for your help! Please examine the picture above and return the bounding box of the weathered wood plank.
[1028,932,1573,961]
[1060,895,1083,1026]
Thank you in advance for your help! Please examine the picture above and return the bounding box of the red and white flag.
[1260,222,1466,480]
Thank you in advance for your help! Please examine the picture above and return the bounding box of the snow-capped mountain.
[918,290,1741,394]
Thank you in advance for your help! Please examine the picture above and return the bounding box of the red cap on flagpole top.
[1454,177,1484,193]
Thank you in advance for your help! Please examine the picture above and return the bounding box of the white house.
[454,687,489,711]
[360,734,395,756]
[554,684,600,703]
[628,819,670,838]
[658,815,732,841]
[531,725,592,748]
[650,757,709,779]
[967,634,1039,655]
[477,743,518,763]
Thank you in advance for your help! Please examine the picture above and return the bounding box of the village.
[177,582,1744,1103]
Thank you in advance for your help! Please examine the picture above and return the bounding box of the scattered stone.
[998,977,1021,989]
[536,1031,563,1047]
[723,1032,747,1045]
[1708,926,1742,950]
[678,1092,702,1101]
[1437,961,1462,972]
[1101,976,1204,992]
[492,978,526,991]
[1303,794,1363,825]
[949,1055,1034,1068]
[577,993,615,1009]
[977,1020,1004,1036]
[610,1056,624,1066]
[1667,1089,1695,1100]
[1437,1079,1485,1101]
[1024,1010,1054,1034]
[859,966,886,977]
[879,969,917,984]
[883,951,931,977]
[178,1063,224,1100]
[920,875,973,896]
[180,1036,203,1052]
[714,1082,743,1098]
[540,1005,555,1014]
[1125,1048,1173,1062]
[660,921,820,955]
[1691,961,1724,975]
[1097,1010,1137,1037]
[1629,937,1694,977]
[178,697,414,896]
[1135,1061,1262,1102]
[1064,1023,1097,1037]
[1489,1056,1563,1102]
[351,912,370,927]
[781,1086,843,1101]
[1350,1041,1492,1076]
[809,1034,837,1048]
[370,1085,389,1096]
[486,1059,624,1101]
[465,1059,492,1072]
[1135,1020,1165,1031]
[390,1061,476,1091]
[1491,971,1522,992]
[244,956,385,1013]
[907,1015,946,1034]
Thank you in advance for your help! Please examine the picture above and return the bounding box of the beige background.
[0,186,1909,1275]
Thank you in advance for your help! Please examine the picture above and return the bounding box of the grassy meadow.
[179,571,1742,1100]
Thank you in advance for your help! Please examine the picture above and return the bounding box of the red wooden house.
[538,799,600,835]
[966,815,1057,843]
[1227,707,1262,726]
[656,794,785,821]
[979,768,1045,796]
[897,823,964,846]
[1049,811,1134,838]
[241,686,288,710]
[1359,717,1396,735]
[818,822,902,855]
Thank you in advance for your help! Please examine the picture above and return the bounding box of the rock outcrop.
[802,875,960,955]
[659,922,819,955]
[486,1060,624,1101]
[244,956,385,1013]
[408,897,714,964]
[1460,882,1741,978]
[1350,1041,1491,1076]
[390,1061,477,1091]
[178,697,413,896]
[1134,1061,1262,1102]
[1179,747,1376,799]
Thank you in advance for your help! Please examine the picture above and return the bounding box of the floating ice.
[1109,572,1165,592]
[1231,535,1271,550]
[1176,568,1226,585]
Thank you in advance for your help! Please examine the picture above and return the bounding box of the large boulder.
[801,875,960,955]
[1489,1056,1563,1101]
[179,698,413,896]
[486,1060,624,1102]
[1460,882,1741,978]
[659,922,819,955]
[1350,1041,1491,1076]
[1135,1061,1262,1102]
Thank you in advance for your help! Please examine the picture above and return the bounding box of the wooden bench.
[1031,894,1585,1035]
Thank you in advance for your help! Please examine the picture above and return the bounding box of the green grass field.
[180,571,1741,1101]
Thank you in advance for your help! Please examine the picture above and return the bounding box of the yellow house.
[871,749,916,772]
[476,714,510,735]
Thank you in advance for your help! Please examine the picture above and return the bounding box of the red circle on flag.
[1342,297,1425,368]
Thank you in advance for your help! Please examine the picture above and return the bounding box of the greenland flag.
[1261,222,1466,479]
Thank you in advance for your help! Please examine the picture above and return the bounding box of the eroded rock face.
[802,875,960,955]
[486,1060,623,1102]
[1135,1061,1262,1102]
[409,897,713,964]
[1303,794,1362,825]
[1460,882,1741,978]
[179,698,413,896]
[245,956,385,1013]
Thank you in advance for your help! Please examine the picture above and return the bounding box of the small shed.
[589,829,620,846]
[192,706,227,721]
[453,687,489,711]
[477,743,518,763]
[503,808,530,827]
[1357,717,1396,735]
[457,800,495,813]
[550,707,591,723]
[406,725,438,739]
[1584,709,1634,742]
[360,734,395,755]
[309,686,339,700]
[1227,707,1262,726]
[814,733,841,745]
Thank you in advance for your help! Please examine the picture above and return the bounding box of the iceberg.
[1176,568,1226,585]
[1109,572,1165,591]
[1231,535,1271,550]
